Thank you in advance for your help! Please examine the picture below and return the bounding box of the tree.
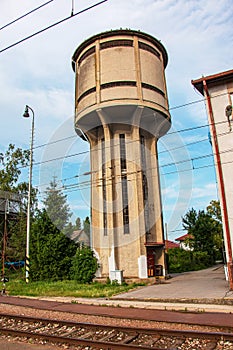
[43,177,71,231]
[182,201,224,266]
[70,246,98,283]
[0,144,37,264]
[30,210,77,281]
[83,216,90,235]
[75,217,81,230]
[182,207,198,234]
[191,210,216,264]
[206,200,223,258]
[207,200,222,222]
[0,143,29,192]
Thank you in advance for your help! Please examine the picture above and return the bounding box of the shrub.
[167,248,213,273]
[70,246,98,283]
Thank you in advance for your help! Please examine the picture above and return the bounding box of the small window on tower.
[119,134,129,234]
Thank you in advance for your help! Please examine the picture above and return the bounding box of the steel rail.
[0,313,233,349]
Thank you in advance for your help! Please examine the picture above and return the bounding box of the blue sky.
[0,0,232,240]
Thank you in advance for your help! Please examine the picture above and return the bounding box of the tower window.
[138,41,160,58]
[119,134,129,234]
[101,138,107,236]
[140,135,150,235]
[100,39,133,50]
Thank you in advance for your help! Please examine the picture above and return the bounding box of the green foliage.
[43,177,71,231]
[75,217,81,230]
[167,249,212,273]
[207,200,222,222]
[6,278,142,298]
[181,200,223,266]
[30,210,77,281]
[70,246,98,283]
[6,212,27,261]
[0,143,29,192]
[83,216,90,235]
[182,207,198,234]
[0,144,37,264]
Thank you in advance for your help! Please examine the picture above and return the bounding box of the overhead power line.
[34,144,233,194]
[0,0,108,54]
[30,90,229,152]
[29,119,228,169]
[16,119,227,179]
[0,0,54,31]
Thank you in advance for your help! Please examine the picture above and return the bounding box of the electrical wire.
[33,134,76,150]
[32,135,210,190]
[51,143,233,193]
[0,0,54,31]
[0,0,108,54]
[36,146,233,195]
[29,90,229,152]
[2,85,230,192]
[26,124,229,190]
[29,120,227,170]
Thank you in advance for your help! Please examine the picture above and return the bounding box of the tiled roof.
[175,233,194,242]
[165,240,179,249]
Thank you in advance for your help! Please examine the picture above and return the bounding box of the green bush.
[30,210,77,281]
[167,249,213,273]
[70,246,99,283]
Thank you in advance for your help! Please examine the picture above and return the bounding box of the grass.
[3,272,145,298]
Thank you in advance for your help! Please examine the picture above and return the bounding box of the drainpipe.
[203,79,233,290]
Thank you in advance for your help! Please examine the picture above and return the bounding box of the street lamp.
[23,105,35,283]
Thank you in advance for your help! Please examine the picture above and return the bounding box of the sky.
[0,0,232,241]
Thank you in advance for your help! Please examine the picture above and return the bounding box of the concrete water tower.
[72,29,171,280]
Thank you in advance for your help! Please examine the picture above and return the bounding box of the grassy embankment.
[3,272,145,298]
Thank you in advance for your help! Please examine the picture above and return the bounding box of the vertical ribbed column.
[97,109,116,272]
[147,137,164,242]
[89,137,102,254]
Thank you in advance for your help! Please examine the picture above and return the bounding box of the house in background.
[68,229,90,247]
[175,233,194,251]
[165,240,179,250]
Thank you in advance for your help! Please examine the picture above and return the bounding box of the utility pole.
[1,199,8,294]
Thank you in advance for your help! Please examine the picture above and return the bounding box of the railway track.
[0,313,233,349]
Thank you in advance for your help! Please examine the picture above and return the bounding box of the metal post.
[1,199,8,280]
[23,105,35,283]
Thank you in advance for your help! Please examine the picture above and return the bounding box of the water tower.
[72,29,171,280]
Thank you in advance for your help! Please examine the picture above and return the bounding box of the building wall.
[205,82,233,263]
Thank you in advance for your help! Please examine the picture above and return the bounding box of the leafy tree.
[0,144,37,263]
[83,216,90,235]
[206,200,223,259]
[43,177,71,231]
[207,200,222,222]
[30,210,77,281]
[6,212,27,261]
[0,143,29,192]
[75,217,81,230]
[182,201,224,266]
[182,207,198,234]
[191,210,216,264]
[70,246,98,283]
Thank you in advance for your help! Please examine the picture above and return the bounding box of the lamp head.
[23,105,30,118]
